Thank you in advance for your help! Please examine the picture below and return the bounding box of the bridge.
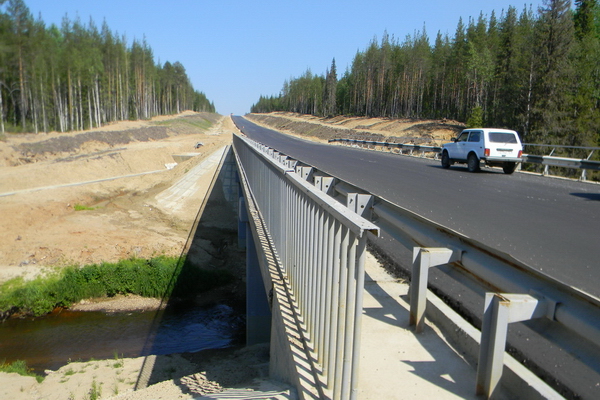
[212,116,600,399]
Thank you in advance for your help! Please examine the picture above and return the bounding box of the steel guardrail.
[233,134,379,400]
[329,138,600,181]
[522,143,600,180]
[328,137,442,158]
[239,131,600,398]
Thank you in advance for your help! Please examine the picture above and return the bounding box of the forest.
[252,0,600,148]
[0,0,214,134]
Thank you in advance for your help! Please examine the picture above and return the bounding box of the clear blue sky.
[24,0,544,116]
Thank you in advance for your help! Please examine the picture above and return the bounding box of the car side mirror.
[451,137,458,142]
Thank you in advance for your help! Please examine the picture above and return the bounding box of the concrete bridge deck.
[357,252,514,400]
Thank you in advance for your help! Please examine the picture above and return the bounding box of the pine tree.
[572,0,600,147]
[323,58,337,117]
[574,0,597,39]
[529,0,576,144]
[6,0,31,130]
[254,1,600,152]
[0,4,213,133]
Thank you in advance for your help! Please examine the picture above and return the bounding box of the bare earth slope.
[245,111,464,145]
[0,112,234,283]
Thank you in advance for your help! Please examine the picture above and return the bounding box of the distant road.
[233,116,600,298]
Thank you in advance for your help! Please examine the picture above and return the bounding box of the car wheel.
[467,153,480,172]
[503,162,517,174]
[441,151,451,169]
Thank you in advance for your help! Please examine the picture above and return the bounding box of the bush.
[0,256,234,317]
[466,106,483,128]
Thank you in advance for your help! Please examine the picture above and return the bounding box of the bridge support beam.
[239,196,271,345]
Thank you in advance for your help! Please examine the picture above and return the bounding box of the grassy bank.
[0,359,44,382]
[0,256,233,318]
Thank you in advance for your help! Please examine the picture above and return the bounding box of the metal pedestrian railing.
[233,134,379,400]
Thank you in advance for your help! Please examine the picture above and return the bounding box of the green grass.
[112,351,123,369]
[87,379,101,400]
[73,204,96,211]
[0,360,44,382]
[0,256,234,317]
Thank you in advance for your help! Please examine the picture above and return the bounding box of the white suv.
[441,128,523,174]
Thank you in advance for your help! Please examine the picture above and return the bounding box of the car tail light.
[518,150,523,158]
[484,148,490,157]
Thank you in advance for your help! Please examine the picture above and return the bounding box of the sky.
[23,0,546,116]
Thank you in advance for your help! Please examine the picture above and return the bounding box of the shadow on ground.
[131,149,271,394]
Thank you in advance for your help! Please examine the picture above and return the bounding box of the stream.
[0,303,243,373]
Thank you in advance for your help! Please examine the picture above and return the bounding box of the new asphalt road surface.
[233,116,600,299]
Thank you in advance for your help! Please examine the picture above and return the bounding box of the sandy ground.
[0,343,291,400]
[0,112,234,284]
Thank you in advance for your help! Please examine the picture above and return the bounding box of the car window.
[489,132,518,143]
[468,132,481,142]
[457,132,469,142]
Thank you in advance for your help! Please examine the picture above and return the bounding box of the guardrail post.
[543,164,550,176]
[476,292,557,398]
[409,247,459,333]
[347,194,373,219]
[315,175,336,196]
[285,158,298,170]
[296,165,314,182]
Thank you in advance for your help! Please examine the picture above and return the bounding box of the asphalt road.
[233,116,600,299]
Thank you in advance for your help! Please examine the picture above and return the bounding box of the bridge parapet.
[234,134,379,399]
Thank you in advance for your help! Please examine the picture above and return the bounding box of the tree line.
[252,0,600,148]
[0,0,215,134]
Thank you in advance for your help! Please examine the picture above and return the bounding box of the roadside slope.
[0,112,234,283]
[245,111,464,145]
